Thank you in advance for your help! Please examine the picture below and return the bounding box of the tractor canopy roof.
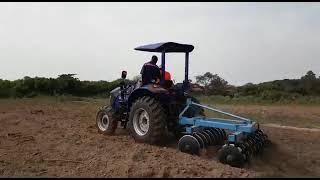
[134,42,194,53]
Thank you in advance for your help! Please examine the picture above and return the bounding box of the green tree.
[301,70,317,95]
[301,70,316,81]
[195,72,230,95]
[56,74,81,95]
[0,79,14,97]
[195,72,215,87]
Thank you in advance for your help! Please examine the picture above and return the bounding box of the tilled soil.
[0,99,319,177]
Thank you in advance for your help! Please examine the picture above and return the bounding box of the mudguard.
[127,84,170,109]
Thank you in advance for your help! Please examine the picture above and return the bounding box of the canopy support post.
[161,51,165,85]
[183,52,189,91]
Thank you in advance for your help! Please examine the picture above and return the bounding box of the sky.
[0,2,319,86]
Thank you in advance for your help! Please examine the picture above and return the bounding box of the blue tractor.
[96,42,270,167]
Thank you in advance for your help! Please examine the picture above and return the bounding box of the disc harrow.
[178,128,226,155]
[177,98,270,167]
[218,129,270,167]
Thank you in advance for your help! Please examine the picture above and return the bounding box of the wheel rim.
[97,113,109,131]
[133,108,150,136]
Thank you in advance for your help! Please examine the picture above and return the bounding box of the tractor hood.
[134,42,194,53]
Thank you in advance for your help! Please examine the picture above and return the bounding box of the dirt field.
[0,98,319,177]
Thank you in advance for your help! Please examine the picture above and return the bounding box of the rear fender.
[127,84,170,110]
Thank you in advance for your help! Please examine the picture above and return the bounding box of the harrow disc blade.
[192,132,205,149]
[178,135,201,155]
[236,129,270,159]
[204,129,215,145]
[201,130,212,145]
[218,144,245,168]
[197,131,210,147]
[208,128,224,144]
[205,128,217,144]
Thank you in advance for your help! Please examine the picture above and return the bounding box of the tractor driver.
[140,55,161,85]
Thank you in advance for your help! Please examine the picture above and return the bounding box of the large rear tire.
[96,106,118,135]
[128,96,167,144]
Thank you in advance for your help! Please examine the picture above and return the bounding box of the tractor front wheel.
[128,96,168,144]
[96,106,118,135]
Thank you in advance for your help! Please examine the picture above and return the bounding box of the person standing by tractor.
[140,55,161,85]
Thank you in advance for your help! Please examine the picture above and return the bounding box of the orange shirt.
[160,70,171,80]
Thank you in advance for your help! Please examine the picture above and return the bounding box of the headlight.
[109,95,112,105]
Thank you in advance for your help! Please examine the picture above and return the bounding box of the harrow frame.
[179,98,259,143]
[177,98,269,167]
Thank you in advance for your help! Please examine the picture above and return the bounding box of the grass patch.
[200,103,320,129]
[195,95,320,106]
